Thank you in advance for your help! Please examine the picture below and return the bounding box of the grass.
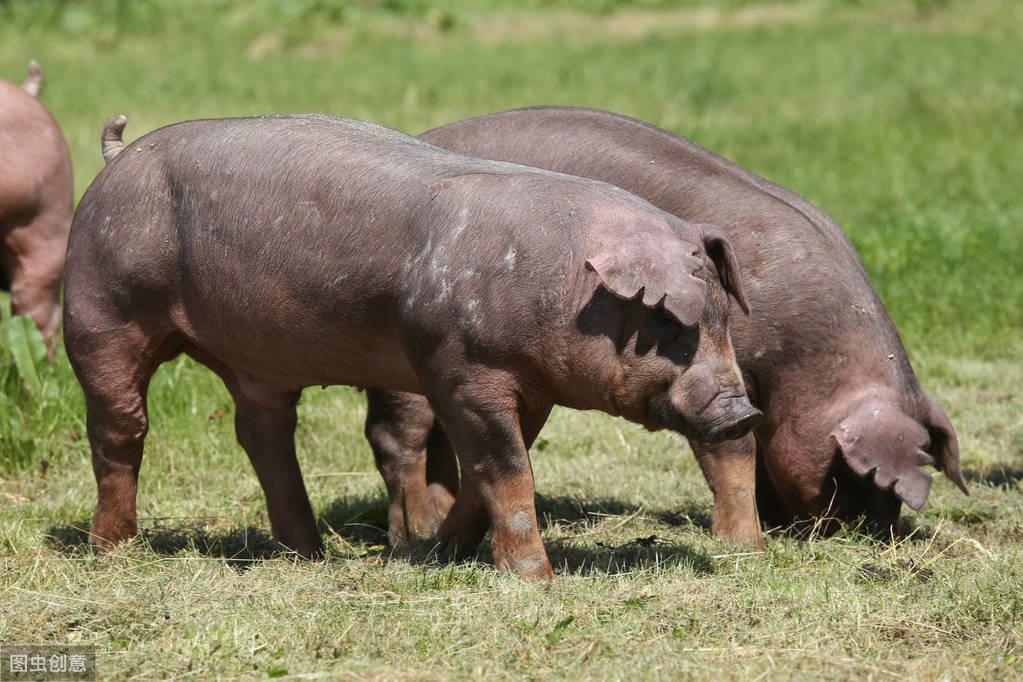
[0,0,1021,678]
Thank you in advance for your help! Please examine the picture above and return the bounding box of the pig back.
[0,79,71,226]
[420,107,908,395]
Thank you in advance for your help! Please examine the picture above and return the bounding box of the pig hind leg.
[66,322,182,551]
[2,211,67,347]
[187,349,321,558]
[234,393,321,558]
[365,389,457,547]
[425,421,460,514]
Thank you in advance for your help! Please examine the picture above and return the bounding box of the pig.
[365,106,969,548]
[0,61,72,345]
[70,113,759,579]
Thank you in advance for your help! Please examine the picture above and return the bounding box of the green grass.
[1,0,1021,678]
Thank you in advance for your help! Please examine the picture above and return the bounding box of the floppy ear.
[922,392,970,496]
[696,224,751,315]
[585,227,707,327]
[830,399,936,510]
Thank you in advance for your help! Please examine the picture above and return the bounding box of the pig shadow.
[318,491,716,575]
[962,465,1023,489]
[537,494,716,575]
[43,492,713,575]
[317,494,391,545]
[535,493,713,531]
[317,491,713,538]
[545,540,715,576]
[45,520,282,569]
[45,489,921,575]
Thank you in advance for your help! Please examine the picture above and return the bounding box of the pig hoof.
[713,522,764,550]
[89,519,137,552]
[387,513,444,550]
[88,536,119,554]
[435,539,463,563]
[495,553,555,581]
[435,534,482,563]
[276,536,324,560]
[285,543,324,560]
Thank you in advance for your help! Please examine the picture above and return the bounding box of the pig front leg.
[424,421,460,516]
[692,433,764,549]
[431,389,553,581]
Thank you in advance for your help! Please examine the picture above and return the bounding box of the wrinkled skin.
[367,106,969,547]
[67,114,757,580]
[0,62,72,348]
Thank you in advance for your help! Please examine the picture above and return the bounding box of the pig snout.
[699,394,762,442]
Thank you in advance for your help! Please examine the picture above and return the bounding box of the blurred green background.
[2,0,1020,361]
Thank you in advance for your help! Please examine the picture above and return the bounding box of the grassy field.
[1,0,1022,678]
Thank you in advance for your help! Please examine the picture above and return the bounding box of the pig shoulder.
[398,171,593,357]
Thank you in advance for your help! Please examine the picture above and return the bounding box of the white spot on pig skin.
[504,246,517,270]
[462,298,483,328]
[451,206,470,239]
[99,215,113,239]
[507,511,533,534]
[434,278,453,304]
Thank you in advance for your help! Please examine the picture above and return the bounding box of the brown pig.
[70,114,759,579]
[365,106,969,547]
[0,61,72,345]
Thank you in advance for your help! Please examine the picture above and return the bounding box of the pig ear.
[830,399,936,510]
[696,224,751,315]
[922,392,970,496]
[585,230,707,327]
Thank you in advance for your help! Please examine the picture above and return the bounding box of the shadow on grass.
[962,465,1023,489]
[43,495,397,570]
[318,491,926,549]
[44,491,915,576]
[535,493,713,531]
[316,491,715,541]
[318,493,390,545]
[546,538,715,576]
[45,520,281,568]
[757,511,934,546]
[318,491,716,575]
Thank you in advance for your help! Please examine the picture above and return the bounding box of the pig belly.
[170,303,424,395]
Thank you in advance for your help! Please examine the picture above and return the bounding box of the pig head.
[759,380,968,532]
[579,223,758,443]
